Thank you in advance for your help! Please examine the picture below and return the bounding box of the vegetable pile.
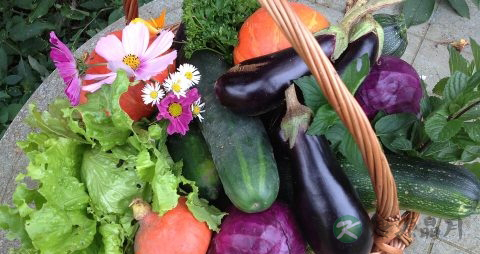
[2,0,480,254]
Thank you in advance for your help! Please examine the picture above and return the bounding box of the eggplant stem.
[281,85,313,148]
[341,0,405,33]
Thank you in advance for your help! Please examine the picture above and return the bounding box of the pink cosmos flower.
[83,22,177,92]
[49,32,81,106]
[157,88,200,135]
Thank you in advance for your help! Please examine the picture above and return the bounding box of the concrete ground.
[0,0,478,253]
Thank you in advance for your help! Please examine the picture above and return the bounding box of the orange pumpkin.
[82,30,176,121]
[132,197,211,254]
[233,2,329,64]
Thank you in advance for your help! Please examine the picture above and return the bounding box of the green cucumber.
[167,124,221,201]
[188,50,279,213]
[374,14,408,57]
[342,154,480,218]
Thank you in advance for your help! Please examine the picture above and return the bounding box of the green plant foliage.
[0,0,153,138]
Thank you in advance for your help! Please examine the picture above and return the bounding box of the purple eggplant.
[334,32,379,75]
[215,34,336,116]
[267,87,373,254]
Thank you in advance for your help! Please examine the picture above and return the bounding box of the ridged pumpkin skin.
[82,30,176,121]
[233,2,329,64]
[134,197,212,254]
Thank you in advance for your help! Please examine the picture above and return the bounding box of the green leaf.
[28,0,55,22]
[403,0,435,27]
[0,46,7,79]
[13,0,35,9]
[449,46,470,75]
[443,71,469,102]
[25,205,96,253]
[339,131,364,169]
[421,141,461,161]
[307,105,339,135]
[28,55,50,77]
[447,0,470,18]
[76,71,133,150]
[340,54,370,94]
[61,5,90,20]
[0,206,33,246]
[7,103,22,121]
[391,136,413,150]
[461,145,480,162]
[81,148,146,215]
[9,20,55,41]
[294,76,326,112]
[182,177,226,232]
[4,75,23,85]
[472,39,480,70]
[136,149,156,182]
[99,223,124,254]
[424,111,462,142]
[150,146,179,215]
[80,0,106,10]
[12,183,45,217]
[325,123,347,148]
[0,109,8,124]
[464,122,480,142]
[433,77,449,96]
[439,119,463,141]
[374,113,417,135]
[464,162,480,180]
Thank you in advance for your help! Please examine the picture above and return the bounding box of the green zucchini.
[167,124,221,201]
[188,50,280,213]
[374,14,408,57]
[342,154,480,218]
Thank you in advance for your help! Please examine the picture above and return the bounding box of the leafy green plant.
[0,0,153,138]
[403,0,479,27]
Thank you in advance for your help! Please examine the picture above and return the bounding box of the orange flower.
[131,9,166,35]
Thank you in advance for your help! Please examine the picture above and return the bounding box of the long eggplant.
[334,32,378,75]
[268,87,373,254]
[215,34,336,116]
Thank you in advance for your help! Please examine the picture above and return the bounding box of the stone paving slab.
[1,0,479,253]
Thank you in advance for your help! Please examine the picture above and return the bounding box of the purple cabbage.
[355,56,423,118]
[208,202,306,254]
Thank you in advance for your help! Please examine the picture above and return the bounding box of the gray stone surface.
[1,0,479,253]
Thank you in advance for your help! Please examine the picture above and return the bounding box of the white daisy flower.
[164,72,189,98]
[191,97,205,122]
[178,63,201,86]
[141,82,164,105]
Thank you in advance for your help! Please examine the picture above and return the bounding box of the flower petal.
[142,30,175,61]
[84,72,116,80]
[108,61,135,77]
[122,23,149,56]
[65,75,81,106]
[82,75,117,92]
[95,34,125,62]
[135,50,177,81]
[49,32,75,63]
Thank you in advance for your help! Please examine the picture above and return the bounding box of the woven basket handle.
[258,0,418,253]
[123,0,139,24]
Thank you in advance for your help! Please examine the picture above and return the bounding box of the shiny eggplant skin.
[215,35,335,116]
[267,117,373,253]
[334,32,378,75]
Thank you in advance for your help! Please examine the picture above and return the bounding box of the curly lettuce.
[0,70,225,253]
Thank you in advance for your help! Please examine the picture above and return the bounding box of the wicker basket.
[122,0,420,253]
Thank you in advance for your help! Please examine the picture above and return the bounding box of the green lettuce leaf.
[99,223,124,254]
[25,205,96,253]
[81,148,146,215]
[75,70,133,151]
[0,206,32,247]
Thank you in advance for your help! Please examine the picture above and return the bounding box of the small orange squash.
[131,197,211,254]
[233,2,329,64]
[82,30,176,121]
